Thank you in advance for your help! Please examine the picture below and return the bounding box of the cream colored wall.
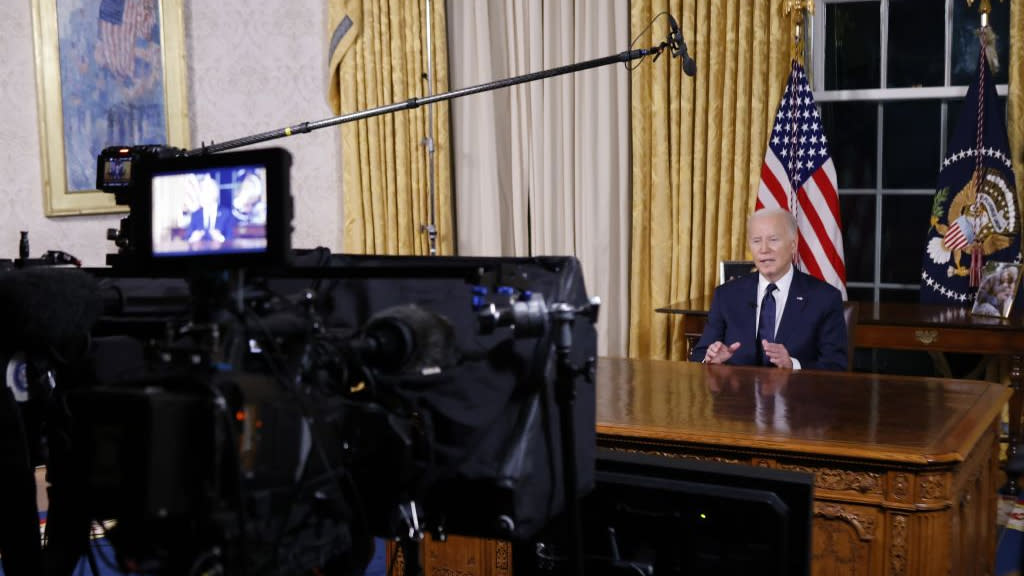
[0,0,342,267]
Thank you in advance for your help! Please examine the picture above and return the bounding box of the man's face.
[748,212,796,282]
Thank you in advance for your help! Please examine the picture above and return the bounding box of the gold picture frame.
[719,260,757,285]
[32,0,189,216]
[971,261,1022,319]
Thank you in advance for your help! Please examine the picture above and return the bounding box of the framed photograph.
[719,260,757,285]
[32,0,189,216]
[971,261,1022,318]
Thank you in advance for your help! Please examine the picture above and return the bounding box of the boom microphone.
[667,15,697,77]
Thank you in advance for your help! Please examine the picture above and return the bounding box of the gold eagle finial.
[784,1,815,66]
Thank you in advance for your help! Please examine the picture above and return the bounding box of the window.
[811,0,1010,302]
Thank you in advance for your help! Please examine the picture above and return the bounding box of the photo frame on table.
[32,0,189,216]
[971,261,1022,319]
[719,260,757,285]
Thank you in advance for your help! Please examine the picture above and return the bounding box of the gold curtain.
[628,0,796,359]
[326,0,453,255]
[1010,0,1023,214]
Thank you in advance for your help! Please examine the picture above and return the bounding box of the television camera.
[0,145,598,576]
[0,18,717,573]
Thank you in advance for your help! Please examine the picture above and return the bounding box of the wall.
[0,0,342,267]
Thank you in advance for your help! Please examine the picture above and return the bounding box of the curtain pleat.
[446,1,631,357]
[629,0,792,359]
[327,0,452,256]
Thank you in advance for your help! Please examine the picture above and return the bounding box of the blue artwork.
[57,0,166,192]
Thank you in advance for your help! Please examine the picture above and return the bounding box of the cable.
[626,11,673,71]
[241,308,356,570]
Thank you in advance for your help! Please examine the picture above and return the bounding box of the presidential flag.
[921,42,1020,305]
[756,61,847,299]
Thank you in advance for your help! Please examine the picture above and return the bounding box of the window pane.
[887,0,944,87]
[882,101,940,188]
[880,195,932,284]
[825,2,881,90]
[847,286,874,303]
[879,288,921,302]
[821,102,877,188]
[952,0,1010,86]
[839,194,875,283]
[888,0,942,87]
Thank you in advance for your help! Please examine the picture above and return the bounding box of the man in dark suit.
[690,208,848,371]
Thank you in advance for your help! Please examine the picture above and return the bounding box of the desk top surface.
[596,357,1010,465]
[657,298,1024,331]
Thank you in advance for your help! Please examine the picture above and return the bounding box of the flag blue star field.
[921,53,1020,305]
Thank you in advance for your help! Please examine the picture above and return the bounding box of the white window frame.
[809,0,1009,301]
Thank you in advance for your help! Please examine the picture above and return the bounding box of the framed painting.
[32,0,189,216]
[971,261,1022,319]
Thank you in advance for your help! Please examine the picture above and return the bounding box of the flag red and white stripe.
[96,0,155,79]
[756,61,847,299]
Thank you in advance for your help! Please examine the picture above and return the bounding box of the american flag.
[96,0,156,79]
[756,61,847,299]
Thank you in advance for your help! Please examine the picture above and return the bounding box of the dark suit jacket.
[689,269,848,371]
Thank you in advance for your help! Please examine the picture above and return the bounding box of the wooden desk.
[598,358,1008,576]
[657,298,1024,459]
[397,358,1010,576]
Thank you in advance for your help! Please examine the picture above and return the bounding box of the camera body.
[7,146,599,576]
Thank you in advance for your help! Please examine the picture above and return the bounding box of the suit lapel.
[742,274,759,347]
[775,269,808,344]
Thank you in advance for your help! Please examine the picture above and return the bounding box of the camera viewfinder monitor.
[522,449,813,576]
[588,450,813,576]
[142,147,293,270]
[99,149,133,190]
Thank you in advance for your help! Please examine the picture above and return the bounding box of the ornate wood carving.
[892,472,910,501]
[813,517,864,570]
[430,569,473,576]
[604,446,745,465]
[395,546,406,574]
[495,541,509,571]
[780,464,882,494]
[814,502,877,540]
[919,474,947,501]
[890,515,908,576]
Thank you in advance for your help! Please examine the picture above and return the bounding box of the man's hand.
[704,341,741,364]
[762,341,793,369]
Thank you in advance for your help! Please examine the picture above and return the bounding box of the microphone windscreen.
[683,57,697,76]
[0,268,102,362]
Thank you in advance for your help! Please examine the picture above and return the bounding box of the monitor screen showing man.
[690,208,848,371]
[151,166,269,258]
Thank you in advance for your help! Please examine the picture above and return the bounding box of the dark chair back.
[842,301,858,371]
